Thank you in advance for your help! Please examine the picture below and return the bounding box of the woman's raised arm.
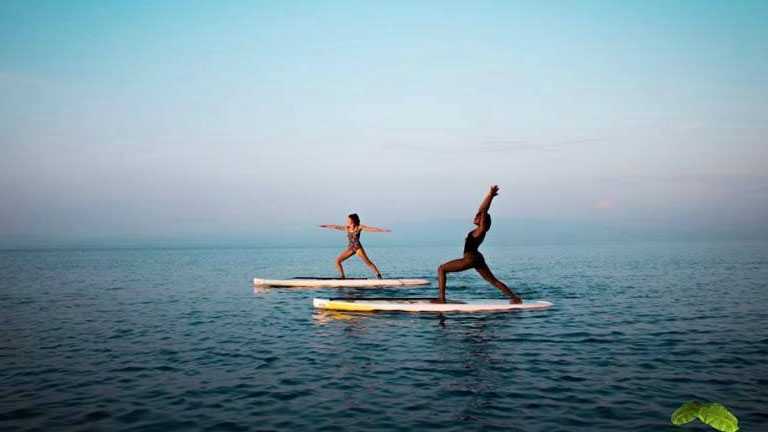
[477,185,499,216]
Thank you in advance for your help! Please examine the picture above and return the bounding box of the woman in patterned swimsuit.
[319,214,390,279]
[434,185,522,304]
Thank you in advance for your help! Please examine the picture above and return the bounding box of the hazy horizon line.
[3,217,766,250]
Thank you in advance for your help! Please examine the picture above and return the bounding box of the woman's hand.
[489,185,499,197]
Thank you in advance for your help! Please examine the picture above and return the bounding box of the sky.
[1,0,767,247]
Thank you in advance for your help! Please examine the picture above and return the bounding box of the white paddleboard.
[313,297,553,312]
[254,278,430,288]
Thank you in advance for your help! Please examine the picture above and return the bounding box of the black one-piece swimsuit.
[463,230,486,267]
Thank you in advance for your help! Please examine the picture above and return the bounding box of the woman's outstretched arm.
[318,224,347,231]
[360,225,391,232]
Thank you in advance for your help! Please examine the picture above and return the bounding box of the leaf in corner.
[697,403,739,432]
[671,401,702,425]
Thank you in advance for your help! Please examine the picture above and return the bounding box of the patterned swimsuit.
[347,228,362,252]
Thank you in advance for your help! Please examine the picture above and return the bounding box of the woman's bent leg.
[335,249,355,278]
[436,257,475,303]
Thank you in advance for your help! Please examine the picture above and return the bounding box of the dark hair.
[476,212,492,231]
[348,213,360,226]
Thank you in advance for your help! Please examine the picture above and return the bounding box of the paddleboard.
[254,278,430,288]
[313,297,553,312]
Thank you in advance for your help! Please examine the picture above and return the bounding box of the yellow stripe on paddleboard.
[324,300,375,312]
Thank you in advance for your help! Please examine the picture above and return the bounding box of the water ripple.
[1,243,767,431]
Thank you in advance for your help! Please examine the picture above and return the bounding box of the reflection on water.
[313,309,368,324]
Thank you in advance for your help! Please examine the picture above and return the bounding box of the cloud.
[0,70,54,88]
[606,173,768,195]
[472,136,607,154]
[595,199,614,211]
[375,136,609,156]
[551,137,607,146]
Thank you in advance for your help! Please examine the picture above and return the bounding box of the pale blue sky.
[1,1,767,245]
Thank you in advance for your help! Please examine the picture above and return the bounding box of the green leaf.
[697,403,739,432]
[671,401,703,425]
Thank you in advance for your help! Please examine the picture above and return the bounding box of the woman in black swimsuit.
[319,214,390,279]
[435,185,522,304]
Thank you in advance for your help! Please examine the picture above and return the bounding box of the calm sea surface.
[1,242,767,431]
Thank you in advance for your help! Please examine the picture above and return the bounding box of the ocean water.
[1,242,767,431]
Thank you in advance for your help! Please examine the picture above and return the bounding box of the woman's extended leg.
[356,248,382,278]
[335,249,355,278]
[435,257,475,303]
[476,264,522,303]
